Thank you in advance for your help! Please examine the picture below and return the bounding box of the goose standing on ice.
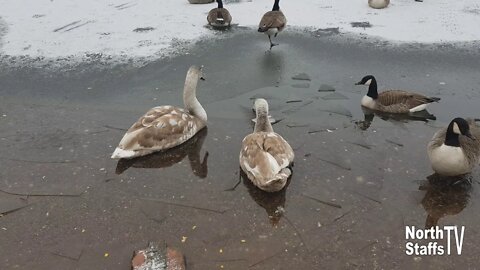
[111,65,207,159]
[258,0,287,50]
[355,75,441,114]
[239,99,294,192]
[368,0,390,9]
[207,0,232,29]
[428,118,480,176]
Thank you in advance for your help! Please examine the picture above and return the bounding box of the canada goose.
[355,75,441,114]
[188,0,213,4]
[368,0,390,9]
[239,99,294,192]
[207,0,232,28]
[111,65,207,159]
[427,118,480,176]
[258,0,287,50]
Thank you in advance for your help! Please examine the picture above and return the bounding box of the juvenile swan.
[207,0,232,28]
[258,0,287,50]
[355,75,440,114]
[111,65,207,159]
[239,99,294,192]
[428,118,480,176]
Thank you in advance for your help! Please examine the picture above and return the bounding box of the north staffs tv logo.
[405,226,465,256]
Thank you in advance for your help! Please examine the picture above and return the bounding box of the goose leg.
[268,35,278,50]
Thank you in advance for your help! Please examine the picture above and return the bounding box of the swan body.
[239,99,294,192]
[111,66,207,159]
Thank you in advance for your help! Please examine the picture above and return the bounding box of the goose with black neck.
[428,117,480,176]
[207,0,232,29]
[258,0,287,50]
[355,75,441,114]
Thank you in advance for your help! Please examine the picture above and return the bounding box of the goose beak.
[466,132,476,140]
[355,82,362,85]
[200,77,205,81]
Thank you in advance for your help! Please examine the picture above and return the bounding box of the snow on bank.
[0,0,479,60]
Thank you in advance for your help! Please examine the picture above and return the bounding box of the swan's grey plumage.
[428,118,480,176]
[207,0,232,28]
[258,0,286,49]
[111,65,207,159]
[355,75,441,114]
[239,99,294,192]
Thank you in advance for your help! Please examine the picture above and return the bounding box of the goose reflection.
[356,107,437,131]
[241,171,289,226]
[420,173,472,229]
[115,128,209,178]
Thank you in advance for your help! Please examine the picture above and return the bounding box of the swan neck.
[183,73,207,122]
[254,110,273,132]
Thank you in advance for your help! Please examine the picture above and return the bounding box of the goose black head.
[451,118,474,139]
[355,75,378,99]
[446,118,475,146]
[355,75,375,86]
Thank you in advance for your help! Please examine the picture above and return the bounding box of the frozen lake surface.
[1,31,480,269]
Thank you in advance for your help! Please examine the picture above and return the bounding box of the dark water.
[1,31,479,269]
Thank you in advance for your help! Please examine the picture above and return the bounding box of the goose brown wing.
[460,120,480,164]
[259,11,286,30]
[378,90,436,109]
[207,8,232,25]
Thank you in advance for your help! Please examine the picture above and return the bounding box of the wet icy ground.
[1,31,480,269]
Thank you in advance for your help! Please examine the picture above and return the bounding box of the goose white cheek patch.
[453,122,461,135]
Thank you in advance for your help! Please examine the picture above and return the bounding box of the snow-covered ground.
[0,0,479,61]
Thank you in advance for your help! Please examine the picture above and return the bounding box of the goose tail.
[426,97,441,103]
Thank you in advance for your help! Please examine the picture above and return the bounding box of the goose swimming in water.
[355,75,441,114]
[428,118,480,176]
[239,98,294,192]
[258,0,287,50]
[207,0,232,29]
[111,65,207,159]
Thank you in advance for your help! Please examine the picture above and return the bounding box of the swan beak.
[199,65,205,80]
